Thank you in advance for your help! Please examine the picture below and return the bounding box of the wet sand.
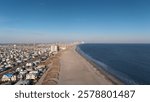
[58,46,115,85]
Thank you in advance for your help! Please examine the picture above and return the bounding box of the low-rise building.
[1,73,17,82]
[26,71,39,80]
[26,63,32,67]
[35,65,46,69]
[15,79,31,85]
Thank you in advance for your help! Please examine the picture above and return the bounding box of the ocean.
[77,44,150,85]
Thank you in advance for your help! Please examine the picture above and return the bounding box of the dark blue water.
[77,44,150,84]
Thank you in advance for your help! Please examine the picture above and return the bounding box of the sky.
[0,0,150,43]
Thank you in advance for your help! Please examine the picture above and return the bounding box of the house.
[15,79,31,85]
[23,58,28,62]
[16,60,22,64]
[16,67,22,72]
[19,70,27,79]
[26,71,39,80]
[5,64,12,69]
[26,67,33,72]
[35,65,46,73]
[35,60,40,64]
[19,70,27,74]
[1,73,17,82]
[26,63,32,67]
[35,65,46,70]
[33,61,39,67]
[0,67,4,72]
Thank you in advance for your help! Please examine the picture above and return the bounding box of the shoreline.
[75,44,124,85]
[37,44,123,85]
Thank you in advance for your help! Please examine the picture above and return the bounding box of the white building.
[50,45,58,54]
[26,71,39,80]
[26,63,32,67]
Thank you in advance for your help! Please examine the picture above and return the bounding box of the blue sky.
[0,0,150,43]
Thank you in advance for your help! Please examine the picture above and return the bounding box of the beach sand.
[58,46,115,85]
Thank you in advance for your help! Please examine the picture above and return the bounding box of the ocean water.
[77,44,150,85]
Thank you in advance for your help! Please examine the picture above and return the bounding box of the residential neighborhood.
[0,44,65,85]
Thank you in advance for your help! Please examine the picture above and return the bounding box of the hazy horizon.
[0,0,150,43]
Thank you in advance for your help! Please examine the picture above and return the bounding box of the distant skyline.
[0,0,150,43]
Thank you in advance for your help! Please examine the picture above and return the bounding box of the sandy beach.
[58,46,115,85]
